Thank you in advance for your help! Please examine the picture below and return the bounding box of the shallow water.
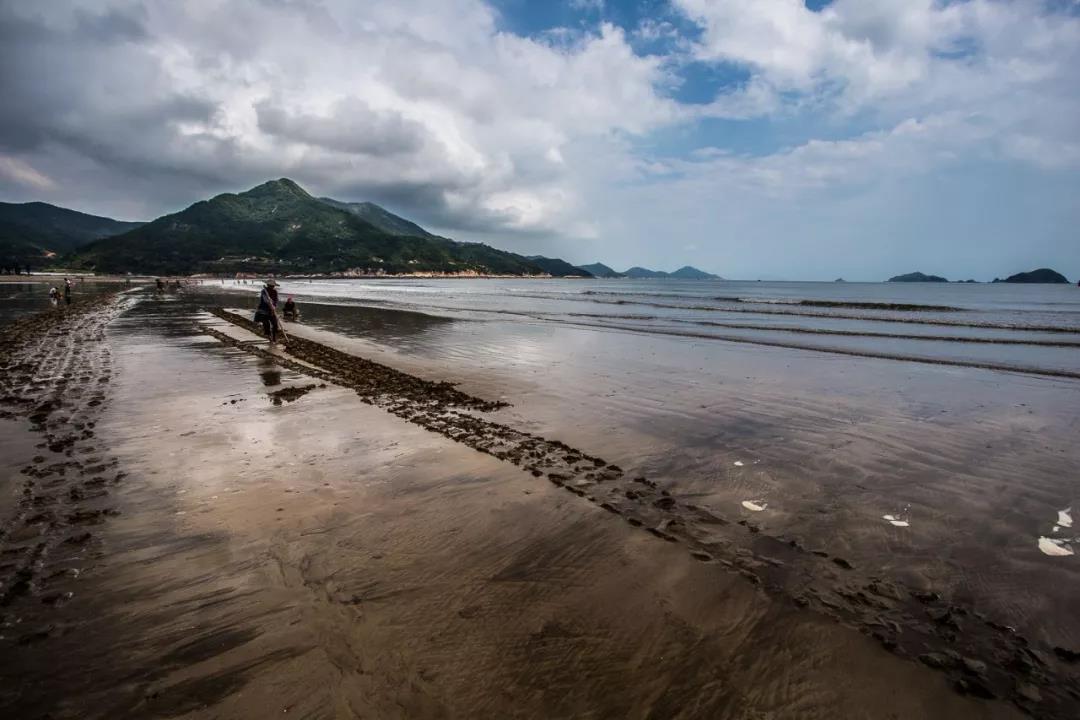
[203,277,1080,377]
[4,288,1077,716]
[191,278,1080,660]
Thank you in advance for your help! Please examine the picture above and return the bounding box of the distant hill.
[0,201,143,267]
[669,265,719,279]
[993,268,1069,284]
[526,256,592,277]
[73,179,579,276]
[623,266,669,279]
[318,198,436,238]
[577,262,624,278]
[621,265,717,279]
[888,271,948,282]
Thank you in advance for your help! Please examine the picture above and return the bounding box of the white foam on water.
[741,500,766,512]
[1038,537,1074,557]
[1057,507,1073,529]
[733,461,744,467]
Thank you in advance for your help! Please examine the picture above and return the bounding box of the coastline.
[0,289,1076,717]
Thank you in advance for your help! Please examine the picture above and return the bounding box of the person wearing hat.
[254,279,281,344]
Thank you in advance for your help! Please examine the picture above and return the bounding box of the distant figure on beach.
[282,296,298,321]
[48,286,58,307]
[155,278,164,293]
[63,278,72,305]
[255,279,281,345]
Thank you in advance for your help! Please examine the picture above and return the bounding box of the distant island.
[992,268,1069,284]
[1,179,722,280]
[888,271,948,283]
[581,264,719,280]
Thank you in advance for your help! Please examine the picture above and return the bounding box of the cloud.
[0,155,55,190]
[0,1,674,234]
[254,98,428,156]
[569,0,605,12]
[673,0,1080,141]
[0,0,1076,279]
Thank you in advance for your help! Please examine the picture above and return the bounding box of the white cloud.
[0,1,675,235]
[0,0,1077,276]
[569,0,605,12]
[0,155,55,190]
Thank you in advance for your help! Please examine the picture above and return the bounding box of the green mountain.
[0,201,143,267]
[526,256,592,277]
[73,179,583,276]
[623,266,669,278]
[577,262,624,278]
[669,265,719,279]
[993,268,1069,284]
[318,197,436,238]
[888,271,948,282]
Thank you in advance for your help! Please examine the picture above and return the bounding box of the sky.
[0,0,1078,281]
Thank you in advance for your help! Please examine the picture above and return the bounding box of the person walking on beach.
[63,278,72,305]
[255,279,281,345]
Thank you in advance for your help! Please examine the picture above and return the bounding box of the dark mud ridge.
[0,293,133,642]
[206,308,1080,718]
[268,384,319,406]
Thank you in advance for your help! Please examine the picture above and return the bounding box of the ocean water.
[210,278,1080,377]
[6,277,1079,678]
[193,276,1080,654]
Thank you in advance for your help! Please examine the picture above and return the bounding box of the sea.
[207,277,1080,378]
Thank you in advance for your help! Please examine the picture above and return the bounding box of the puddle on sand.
[741,500,766,512]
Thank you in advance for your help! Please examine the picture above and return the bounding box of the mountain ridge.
[1,201,144,267]
[318,197,437,239]
[73,179,582,277]
[576,262,624,278]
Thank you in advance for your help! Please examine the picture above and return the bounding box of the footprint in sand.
[1038,507,1075,557]
[741,500,767,512]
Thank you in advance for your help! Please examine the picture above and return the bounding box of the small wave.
[674,319,1080,347]
[569,296,1080,334]
[549,317,1080,380]
[712,297,964,312]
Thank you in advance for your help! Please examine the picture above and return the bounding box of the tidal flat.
[0,281,1077,718]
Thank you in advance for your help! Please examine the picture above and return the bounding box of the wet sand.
[0,292,1075,718]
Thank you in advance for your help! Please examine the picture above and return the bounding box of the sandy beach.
[1,287,1077,719]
